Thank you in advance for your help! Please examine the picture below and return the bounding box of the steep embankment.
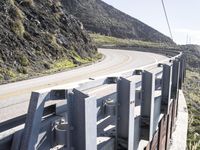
[63,0,174,44]
[0,0,97,84]
[181,45,200,149]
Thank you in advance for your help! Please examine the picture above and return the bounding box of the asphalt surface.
[0,48,167,122]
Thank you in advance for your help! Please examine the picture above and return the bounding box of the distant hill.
[63,0,174,44]
[0,0,97,83]
[180,44,200,69]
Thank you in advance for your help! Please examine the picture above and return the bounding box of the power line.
[161,0,173,40]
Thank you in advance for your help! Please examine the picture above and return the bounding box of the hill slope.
[0,0,97,83]
[181,45,200,149]
[63,0,174,44]
[181,45,200,69]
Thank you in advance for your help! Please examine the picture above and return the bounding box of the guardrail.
[0,50,186,150]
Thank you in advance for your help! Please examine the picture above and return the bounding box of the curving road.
[0,48,167,122]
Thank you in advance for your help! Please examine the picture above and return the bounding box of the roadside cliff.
[0,0,97,83]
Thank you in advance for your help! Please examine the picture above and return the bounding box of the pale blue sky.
[102,0,200,45]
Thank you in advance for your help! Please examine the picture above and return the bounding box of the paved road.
[0,48,167,122]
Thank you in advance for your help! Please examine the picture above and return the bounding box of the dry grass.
[45,32,63,50]
[13,6,24,20]
[90,33,177,49]
[54,0,62,7]
[8,0,15,5]
[11,19,25,37]
[24,0,34,6]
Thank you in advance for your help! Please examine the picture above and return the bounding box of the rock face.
[63,0,174,44]
[0,0,97,81]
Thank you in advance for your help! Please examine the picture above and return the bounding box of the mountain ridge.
[63,0,175,44]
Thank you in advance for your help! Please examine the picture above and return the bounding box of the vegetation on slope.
[63,0,174,44]
[0,0,98,84]
[181,45,200,150]
[90,33,178,49]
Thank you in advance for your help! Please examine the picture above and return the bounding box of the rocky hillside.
[63,0,174,44]
[0,0,97,83]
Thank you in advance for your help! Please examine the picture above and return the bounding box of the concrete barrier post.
[20,92,49,150]
[161,64,173,114]
[116,77,136,150]
[141,71,155,141]
[69,89,97,150]
[171,60,180,100]
[179,57,185,89]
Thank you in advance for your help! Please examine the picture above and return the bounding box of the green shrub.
[0,68,16,79]
[0,74,3,80]
[52,59,75,71]
[6,69,16,79]
[19,55,29,66]
[71,50,90,64]
[17,67,27,74]
[46,32,62,50]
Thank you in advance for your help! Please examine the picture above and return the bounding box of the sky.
[102,0,200,45]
